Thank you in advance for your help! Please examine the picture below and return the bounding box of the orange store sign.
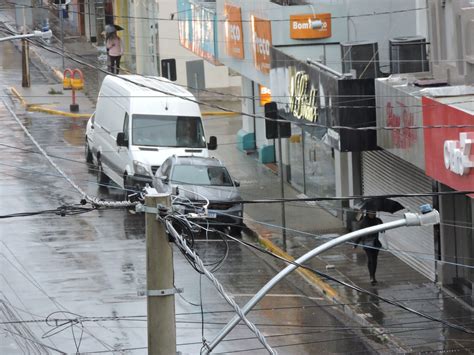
[224,4,244,59]
[259,85,272,106]
[290,13,331,40]
[251,15,272,74]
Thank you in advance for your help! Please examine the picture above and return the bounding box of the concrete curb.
[243,213,409,352]
[202,111,239,117]
[9,87,91,119]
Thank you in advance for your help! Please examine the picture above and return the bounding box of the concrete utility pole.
[144,189,176,354]
[59,4,65,71]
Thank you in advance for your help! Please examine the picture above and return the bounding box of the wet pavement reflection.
[0,41,374,353]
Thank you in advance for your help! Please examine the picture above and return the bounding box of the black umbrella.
[105,24,124,33]
[356,197,405,214]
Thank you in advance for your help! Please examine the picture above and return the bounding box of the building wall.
[428,0,474,84]
[158,0,240,89]
[216,0,419,82]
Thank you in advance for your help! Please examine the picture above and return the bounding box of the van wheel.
[123,175,133,201]
[229,226,242,237]
[97,159,109,185]
[85,139,93,164]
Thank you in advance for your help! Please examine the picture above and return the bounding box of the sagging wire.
[43,311,84,354]
[201,225,474,336]
[1,97,136,209]
[160,209,474,338]
[13,27,474,132]
[160,208,276,355]
[0,204,96,219]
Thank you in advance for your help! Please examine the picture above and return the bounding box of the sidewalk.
[3,6,473,354]
[214,120,474,352]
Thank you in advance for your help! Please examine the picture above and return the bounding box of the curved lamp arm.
[202,210,440,354]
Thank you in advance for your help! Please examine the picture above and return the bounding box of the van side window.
[123,113,129,142]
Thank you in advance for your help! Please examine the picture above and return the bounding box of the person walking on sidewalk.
[106,30,124,74]
[354,211,383,285]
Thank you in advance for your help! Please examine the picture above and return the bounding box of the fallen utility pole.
[202,209,441,354]
[144,188,176,354]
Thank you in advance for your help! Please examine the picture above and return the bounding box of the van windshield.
[132,115,206,148]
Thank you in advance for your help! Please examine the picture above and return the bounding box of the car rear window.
[171,165,233,186]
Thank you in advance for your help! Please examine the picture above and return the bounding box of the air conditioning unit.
[390,36,429,74]
[340,41,380,79]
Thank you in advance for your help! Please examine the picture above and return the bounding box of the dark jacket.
[355,216,383,249]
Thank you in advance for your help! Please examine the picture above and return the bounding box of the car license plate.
[207,212,217,218]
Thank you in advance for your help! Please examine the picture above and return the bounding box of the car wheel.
[229,226,242,237]
[123,174,133,201]
[85,138,93,163]
[97,158,109,185]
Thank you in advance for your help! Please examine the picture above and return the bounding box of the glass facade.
[440,186,474,306]
[288,124,337,213]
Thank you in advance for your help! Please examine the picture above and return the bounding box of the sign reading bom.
[290,13,331,40]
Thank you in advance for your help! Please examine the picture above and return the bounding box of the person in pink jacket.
[106,30,124,74]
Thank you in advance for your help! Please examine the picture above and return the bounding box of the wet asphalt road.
[0,40,375,354]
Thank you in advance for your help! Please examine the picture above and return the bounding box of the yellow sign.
[289,71,318,122]
[259,85,272,106]
[290,13,331,40]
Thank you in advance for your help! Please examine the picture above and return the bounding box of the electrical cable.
[1,97,136,208]
[210,208,474,271]
[0,204,96,219]
[164,213,277,354]
[0,142,472,213]
[12,27,474,133]
[0,242,117,352]
[5,2,429,23]
[184,223,474,335]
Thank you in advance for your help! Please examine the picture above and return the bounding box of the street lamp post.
[0,30,53,88]
[202,209,441,354]
[0,30,53,42]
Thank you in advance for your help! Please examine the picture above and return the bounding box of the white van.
[85,75,217,194]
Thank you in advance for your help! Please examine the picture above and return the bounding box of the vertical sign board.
[251,16,272,74]
[289,13,332,40]
[177,0,192,48]
[422,97,474,192]
[177,0,219,64]
[224,3,244,59]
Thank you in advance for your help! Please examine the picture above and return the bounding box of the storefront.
[423,92,474,305]
[369,76,436,281]
[270,48,376,212]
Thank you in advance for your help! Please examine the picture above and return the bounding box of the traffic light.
[264,102,291,139]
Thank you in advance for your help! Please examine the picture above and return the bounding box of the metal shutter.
[361,150,435,281]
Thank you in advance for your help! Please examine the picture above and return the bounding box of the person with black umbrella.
[353,210,383,285]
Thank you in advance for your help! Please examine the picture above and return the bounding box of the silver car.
[153,155,244,235]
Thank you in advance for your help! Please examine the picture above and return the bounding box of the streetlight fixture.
[0,29,53,88]
[202,208,441,354]
[0,30,52,42]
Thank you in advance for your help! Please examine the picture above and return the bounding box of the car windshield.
[132,115,206,148]
[171,165,233,186]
